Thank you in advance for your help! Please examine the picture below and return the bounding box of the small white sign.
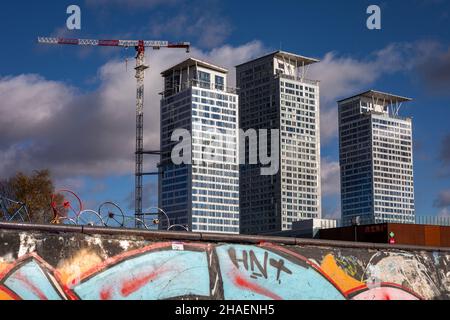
[172,242,184,251]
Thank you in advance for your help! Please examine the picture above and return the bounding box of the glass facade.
[339,100,374,224]
[237,52,322,235]
[372,115,415,223]
[159,60,239,234]
[190,88,239,233]
[280,80,321,229]
[338,94,415,226]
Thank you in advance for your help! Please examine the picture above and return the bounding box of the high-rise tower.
[338,90,415,226]
[159,58,240,234]
[237,51,322,234]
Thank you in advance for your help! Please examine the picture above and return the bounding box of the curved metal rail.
[1,192,188,232]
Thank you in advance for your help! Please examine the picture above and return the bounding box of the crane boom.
[37,37,190,50]
[38,36,190,229]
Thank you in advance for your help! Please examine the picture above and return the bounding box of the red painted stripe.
[0,285,21,300]
[344,284,368,296]
[120,269,162,297]
[58,38,79,45]
[97,267,168,299]
[232,273,282,300]
[14,271,48,300]
[98,40,120,47]
[345,282,423,300]
[100,287,112,300]
[77,242,208,283]
[77,242,172,282]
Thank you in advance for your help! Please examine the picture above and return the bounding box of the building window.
[215,75,224,91]
[198,71,210,89]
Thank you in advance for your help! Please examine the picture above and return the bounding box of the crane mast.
[134,41,148,227]
[38,37,190,228]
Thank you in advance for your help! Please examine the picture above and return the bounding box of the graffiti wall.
[0,228,449,300]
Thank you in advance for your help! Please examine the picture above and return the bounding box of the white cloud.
[149,12,232,49]
[309,41,436,144]
[54,177,86,191]
[322,206,341,220]
[85,0,232,49]
[0,75,75,143]
[321,158,340,197]
[438,207,450,218]
[125,181,158,210]
[3,38,443,194]
[0,41,267,180]
[320,158,341,220]
[434,189,450,209]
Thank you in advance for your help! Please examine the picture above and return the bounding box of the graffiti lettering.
[0,230,444,300]
[228,247,249,270]
[228,248,291,283]
[269,258,292,283]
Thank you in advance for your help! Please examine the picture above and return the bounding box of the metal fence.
[0,195,30,223]
[320,215,450,229]
[2,191,449,231]
[0,192,189,231]
[415,215,450,226]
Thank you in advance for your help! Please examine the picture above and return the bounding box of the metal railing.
[318,215,450,229]
[367,110,411,122]
[0,195,31,222]
[277,73,320,86]
[2,191,449,232]
[162,79,238,98]
[415,215,450,226]
[0,191,189,232]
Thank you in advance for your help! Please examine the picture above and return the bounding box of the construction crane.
[37,37,190,228]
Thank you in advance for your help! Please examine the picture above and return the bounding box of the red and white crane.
[38,37,190,227]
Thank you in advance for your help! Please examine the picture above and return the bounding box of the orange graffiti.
[0,285,18,300]
[320,254,364,293]
[0,242,426,301]
[0,262,9,272]
[0,262,14,280]
[56,249,103,288]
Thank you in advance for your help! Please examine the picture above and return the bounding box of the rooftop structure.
[338,90,413,117]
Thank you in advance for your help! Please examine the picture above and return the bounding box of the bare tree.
[0,170,60,223]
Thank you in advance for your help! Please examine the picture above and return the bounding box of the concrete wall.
[0,223,449,300]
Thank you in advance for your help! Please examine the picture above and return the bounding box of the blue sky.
[0,0,449,219]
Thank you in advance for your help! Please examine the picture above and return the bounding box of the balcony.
[276,73,320,86]
[368,110,412,122]
[161,79,238,98]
